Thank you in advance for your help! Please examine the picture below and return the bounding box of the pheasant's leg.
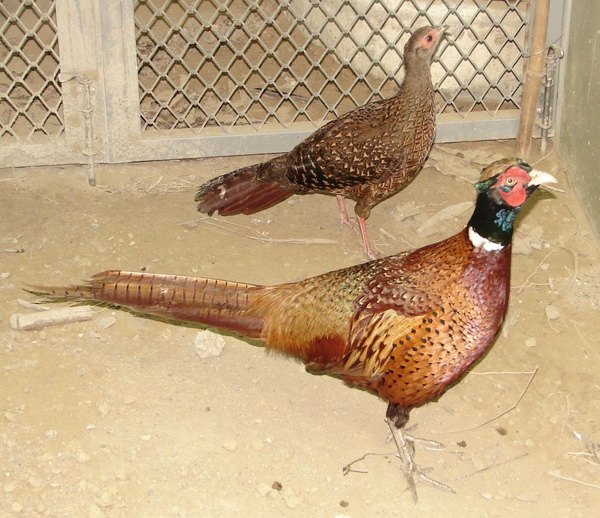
[386,417,455,503]
[336,195,357,230]
[336,196,378,259]
[357,216,379,260]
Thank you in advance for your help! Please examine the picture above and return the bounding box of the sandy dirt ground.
[1,140,599,517]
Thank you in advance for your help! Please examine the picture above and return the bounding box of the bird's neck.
[467,193,520,249]
[402,58,432,88]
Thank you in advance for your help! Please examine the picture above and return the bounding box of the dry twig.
[186,216,338,245]
[448,452,529,481]
[546,471,600,491]
[434,367,539,434]
[342,452,396,475]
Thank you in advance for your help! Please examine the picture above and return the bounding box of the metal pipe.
[516,0,551,158]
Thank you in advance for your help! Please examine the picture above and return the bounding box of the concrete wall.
[556,0,600,235]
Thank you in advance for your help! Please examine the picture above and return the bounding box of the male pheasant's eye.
[505,178,516,186]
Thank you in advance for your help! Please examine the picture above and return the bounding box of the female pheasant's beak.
[528,170,558,187]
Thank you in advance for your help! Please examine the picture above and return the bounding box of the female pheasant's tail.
[29,270,267,338]
[195,163,295,216]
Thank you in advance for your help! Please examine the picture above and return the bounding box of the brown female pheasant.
[32,158,556,502]
[195,25,445,259]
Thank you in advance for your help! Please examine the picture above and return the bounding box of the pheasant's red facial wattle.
[496,166,531,207]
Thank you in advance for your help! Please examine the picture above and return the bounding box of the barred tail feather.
[31,270,267,338]
[195,164,295,216]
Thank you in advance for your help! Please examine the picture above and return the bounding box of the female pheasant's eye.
[426,34,433,42]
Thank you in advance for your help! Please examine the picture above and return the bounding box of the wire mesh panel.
[0,0,566,168]
[0,0,63,143]
[133,0,529,139]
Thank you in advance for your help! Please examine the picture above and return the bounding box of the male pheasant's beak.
[528,169,558,187]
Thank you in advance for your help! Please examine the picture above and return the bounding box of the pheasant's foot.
[386,417,455,503]
[385,424,445,450]
[404,433,445,450]
[336,196,359,231]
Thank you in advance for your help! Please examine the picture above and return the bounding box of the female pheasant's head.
[404,25,447,70]
[468,158,557,250]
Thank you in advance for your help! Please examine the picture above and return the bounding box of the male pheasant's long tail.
[31,267,356,369]
[30,270,268,338]
[195,163,295,216]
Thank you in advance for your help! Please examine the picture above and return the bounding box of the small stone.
[11,503,23,513]
[545,305,560,320]
[480,492,493,500]
[515,492,538,502]
[97,402,110,416]
[5,412,15,422]
[525,337,537,348]
[256,483,272,497]
[28,476,42,488]
[140,435,152,441]
[96,491,114,508]
[97,317,116,329]
[76,450,91,463]
[115,470,127,481]
[283,492,301,509]
[193,330,225,359]
[222,440,237,452]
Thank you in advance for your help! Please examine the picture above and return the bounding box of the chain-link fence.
[0,0,566,168]
[0,0,62,143]
[135,0,528,134]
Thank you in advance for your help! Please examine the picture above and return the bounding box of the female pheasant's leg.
[336,195,378,259]
[357,215,378,260]
[336,195,356,229]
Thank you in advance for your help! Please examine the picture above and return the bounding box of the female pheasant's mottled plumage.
[194,25,445,259]
[33,158,556,502]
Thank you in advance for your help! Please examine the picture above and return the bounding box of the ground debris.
[417,201,474,236]
[10,306,93,330]
[426,146,505,183]
[193,330,225,358]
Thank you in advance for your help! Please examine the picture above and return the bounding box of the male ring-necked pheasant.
[32,158,556,502]
[195,25,446,259]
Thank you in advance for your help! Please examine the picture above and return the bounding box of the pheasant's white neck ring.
[468,226,505,251]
